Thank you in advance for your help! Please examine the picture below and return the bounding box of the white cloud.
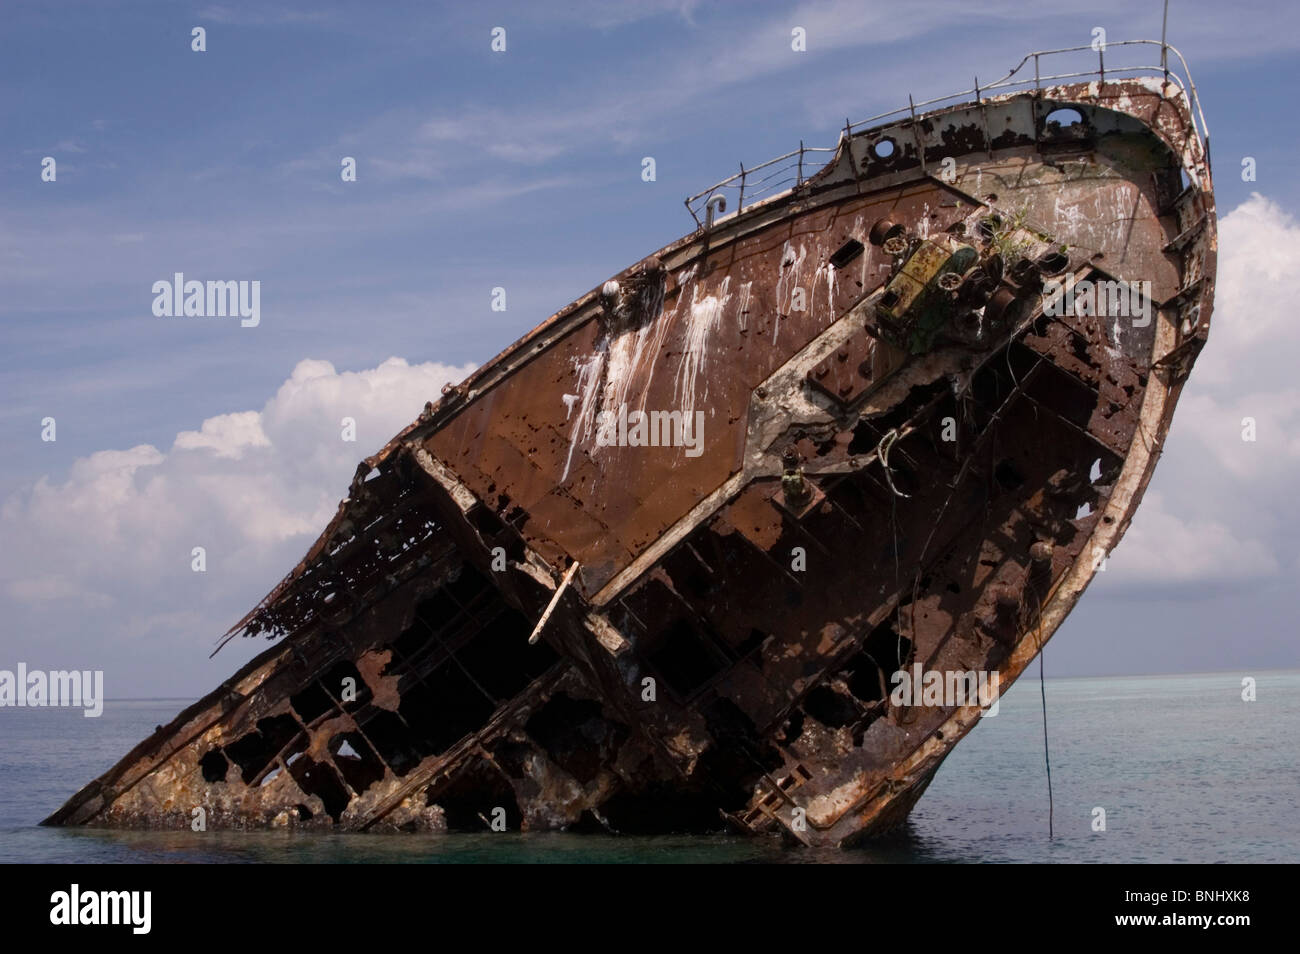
[1106,492,1279,587]
[1174,388,1300,481]
[0,357,475,677]
[1104,194,1300,594]
[1196,194,1300,388]
[173,410,270,459]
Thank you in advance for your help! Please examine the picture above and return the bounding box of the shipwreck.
[48,39,1216,846]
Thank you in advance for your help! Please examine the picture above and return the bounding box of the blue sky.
[2,0,1298,696]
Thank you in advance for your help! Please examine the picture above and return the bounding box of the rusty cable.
[888,448,906,715]
[877,428,911,499]
[1038,624,1054,839]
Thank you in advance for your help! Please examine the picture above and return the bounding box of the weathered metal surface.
[48,55,1216,847]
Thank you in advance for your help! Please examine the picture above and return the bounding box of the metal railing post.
[908,94,926,175]
[1161,0,1170,84]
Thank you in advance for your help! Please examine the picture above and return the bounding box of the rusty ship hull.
[48,44,1216,847]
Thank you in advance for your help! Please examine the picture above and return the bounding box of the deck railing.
[684,39,1209,229]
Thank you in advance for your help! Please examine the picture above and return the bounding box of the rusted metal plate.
[424,181,978,596]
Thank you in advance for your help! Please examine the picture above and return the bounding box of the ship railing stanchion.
[908,95,926,176]
[974,76,993,159]
[704,193,726,231]
[1161,0,1170,85]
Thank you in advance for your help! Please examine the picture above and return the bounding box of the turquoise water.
[2,671,1296,863]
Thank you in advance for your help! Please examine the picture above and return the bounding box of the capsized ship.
[49,41,1215,846]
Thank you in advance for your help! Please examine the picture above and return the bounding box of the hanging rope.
[877,427,912,499]
[1040,645,1054,839]
[885,447,913,724]
[889,472,905,699]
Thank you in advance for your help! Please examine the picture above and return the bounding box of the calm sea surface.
[2,671,1296,863]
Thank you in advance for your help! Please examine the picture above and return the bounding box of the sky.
[1,0,1297,698]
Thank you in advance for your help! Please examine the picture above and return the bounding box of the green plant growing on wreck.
[988,204,1036,262]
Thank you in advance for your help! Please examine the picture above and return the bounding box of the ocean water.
[1,670,1296,863]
